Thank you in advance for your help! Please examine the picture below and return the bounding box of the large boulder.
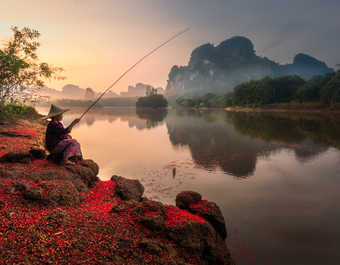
[0,152,32,163]
[111,175,144,201]
[176,191,227,240]
[29,148,46,159]
[175,190,202,209]
[0,158,100,207]
[134,200,167,231]
[0,149,48,163]
[66,159,99,188]
[134,201,233,265]
[14,180,80,206]
[110,197,233,264]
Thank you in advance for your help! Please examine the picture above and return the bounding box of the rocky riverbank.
[0,119,234,264]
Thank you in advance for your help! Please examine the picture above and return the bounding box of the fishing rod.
[79,27,190,120]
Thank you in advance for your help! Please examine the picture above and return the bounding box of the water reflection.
[46,107,340,179]
[61,107,168,131]
[166,110,330,177]
[136,108,168,129]
[58,107,339,178]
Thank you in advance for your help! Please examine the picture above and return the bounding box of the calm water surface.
[38,107,340,265]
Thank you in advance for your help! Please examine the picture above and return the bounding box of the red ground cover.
[0,121,210,264]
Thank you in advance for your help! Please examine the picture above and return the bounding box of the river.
[38,106,340,265]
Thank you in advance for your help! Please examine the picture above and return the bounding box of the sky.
[1,0,340,93]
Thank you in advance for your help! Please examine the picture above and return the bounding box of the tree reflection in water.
[58,106,340,179]
[166,110,335,178]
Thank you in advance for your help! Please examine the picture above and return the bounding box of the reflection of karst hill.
[166,110,273,177]
[166,110,331,177]
[226,112,338,159]
[65,108,167,131]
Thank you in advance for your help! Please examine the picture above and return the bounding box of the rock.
[0,167,18,179]
[65,159,99,188]
[111,175,144,201]
[29,168,88,193]
[14,180,80,206]
[138,239,163,256]
[175,191,202,209]
[138,214,166,231]
[188,200,227,240]
[131,199,166,216]
[166,218,228,264]
[42,208,72,231]
[124,199,167,231]
[165,206,231,264]
[0,152,32,163]
[29,148,46,159]
[176,191,227,240]
[135,202,233,265]
[0,131,32,138]
[110,200,137,213]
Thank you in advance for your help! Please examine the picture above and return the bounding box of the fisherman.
[44,104,82,165]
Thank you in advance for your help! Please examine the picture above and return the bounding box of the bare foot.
[60,159,76,166]
[65,160,76,166]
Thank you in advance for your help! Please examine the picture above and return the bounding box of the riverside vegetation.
[176,71,340,110]
[136,87,168,108]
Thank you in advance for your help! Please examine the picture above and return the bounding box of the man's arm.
[66,118,81,132]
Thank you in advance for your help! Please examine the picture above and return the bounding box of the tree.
[320,72,340,105]
[146,86,158,96]
[295,73,334,103]
[0,26,63,105]
[136,94,168,108]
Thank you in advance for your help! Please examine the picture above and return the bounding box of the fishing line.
[79,28,190,120]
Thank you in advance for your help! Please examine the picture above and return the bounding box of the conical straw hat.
[44,104,69,119]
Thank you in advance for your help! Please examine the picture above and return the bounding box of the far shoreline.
[170,105,340,115]
[35,103,340,116]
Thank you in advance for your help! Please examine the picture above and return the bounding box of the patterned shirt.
[45,121,71,152]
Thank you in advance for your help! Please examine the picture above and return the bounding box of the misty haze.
[1,1,340,265]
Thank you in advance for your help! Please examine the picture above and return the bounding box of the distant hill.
[62,84,85,99]
[166,36,333,98]
[38,84,118,101]
[120,83,164,97]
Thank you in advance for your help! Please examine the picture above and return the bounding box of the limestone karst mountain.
[166,36,333,99]
[38,85,118,101]
[84,87,96,100]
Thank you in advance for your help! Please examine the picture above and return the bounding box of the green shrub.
[0,103,38,119]
[320,72,340,105]
[136,94,168,108]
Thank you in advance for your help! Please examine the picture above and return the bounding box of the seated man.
[45,104,82,165]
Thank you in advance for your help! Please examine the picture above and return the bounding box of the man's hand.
[71,118,81,126]
[73,118,81,124]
